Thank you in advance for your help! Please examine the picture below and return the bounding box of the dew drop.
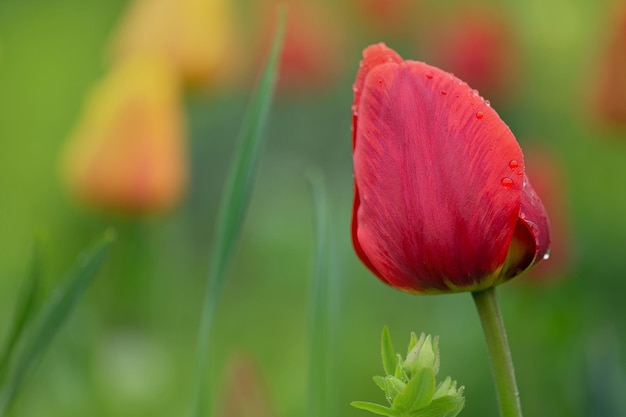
[475,111,484,119]
[425,73,433,79]
[352,84,358,92]
[441,90,447,95]
[485,100,491,107]
[501,177,514,188]
[351,105,358,115]
[378,78,384,85]
[509,159,519,169]
[517,171,523,176]
[543,250,551,261]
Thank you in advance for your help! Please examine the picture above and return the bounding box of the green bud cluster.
[352,327,465,417]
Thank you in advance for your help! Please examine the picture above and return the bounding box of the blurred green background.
[1,0,626,416]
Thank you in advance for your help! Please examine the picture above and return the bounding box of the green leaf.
[393,367,436,413]
[190,7,286,417]
[373,375,387,392]
[407,332,418,356]
[0,230,115,416]
[411,396,462,417]
[351,401,400,417]
[384,375,406,403]
[0,240,43,385]
[394,354,405,379]
[381,326,396,376]
[306,171,335,417]
[442,396,465,417]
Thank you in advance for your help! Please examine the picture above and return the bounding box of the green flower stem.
[472,287,523,417]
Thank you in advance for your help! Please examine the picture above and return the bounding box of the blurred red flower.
[421,8,521,106]
[258,0,346,93]
[348,0,417,38]
[591,1,626,125]
[351,43,550,294]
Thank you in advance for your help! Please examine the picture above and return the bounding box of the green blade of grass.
[0,230,115,416]
[190,8,286,417]
[307,170,331,417]
[0,239,43,385]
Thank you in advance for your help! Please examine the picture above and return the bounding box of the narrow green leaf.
[381,326,396,376]
[351,401,400,417]
[306,170,333,417]
[190,8,286,417]
[407,332,418,357]
[373,376,387,392]
[0,230,115,416]
[394,354,405,379]
[393,367,436,413]
[0,240,43,384]
[385,375,406,398]
[411,396,461,417]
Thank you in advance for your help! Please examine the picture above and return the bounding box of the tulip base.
[472,287,523,417]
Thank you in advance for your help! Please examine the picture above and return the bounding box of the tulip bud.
[60,56,187,214]
[351,43,550,294]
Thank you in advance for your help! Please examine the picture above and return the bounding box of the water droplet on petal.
[378,78,384,85]
[425,73,433,79]
[501,177,514,188]
[509,159,519,169]
[352,84,358,92]
[476,111,484,119]
[485,100,491,107]
[351,105,358,115]
[441,90,447,95]
[543,249,551,260]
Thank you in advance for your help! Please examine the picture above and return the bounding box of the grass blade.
[306,170,332,417]
[190,8,286,417]
[0,230,115,416]
[0,240,43,385]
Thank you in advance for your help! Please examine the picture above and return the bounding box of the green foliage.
[189,8,286,417]
[352,327,465,417]
[306,171,337,417]
[0,240,43,385]
[0,230,115,416]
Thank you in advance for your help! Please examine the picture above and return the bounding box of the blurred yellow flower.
[109,0,238,88]
[60,56,187,214]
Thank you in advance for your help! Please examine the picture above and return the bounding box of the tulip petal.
[518,177,551,267]
[352,44,528,293]
[498,177,551,280]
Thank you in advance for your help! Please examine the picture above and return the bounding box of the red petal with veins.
[351,43,548,293]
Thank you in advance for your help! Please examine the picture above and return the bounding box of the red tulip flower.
[351,44,550,294]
